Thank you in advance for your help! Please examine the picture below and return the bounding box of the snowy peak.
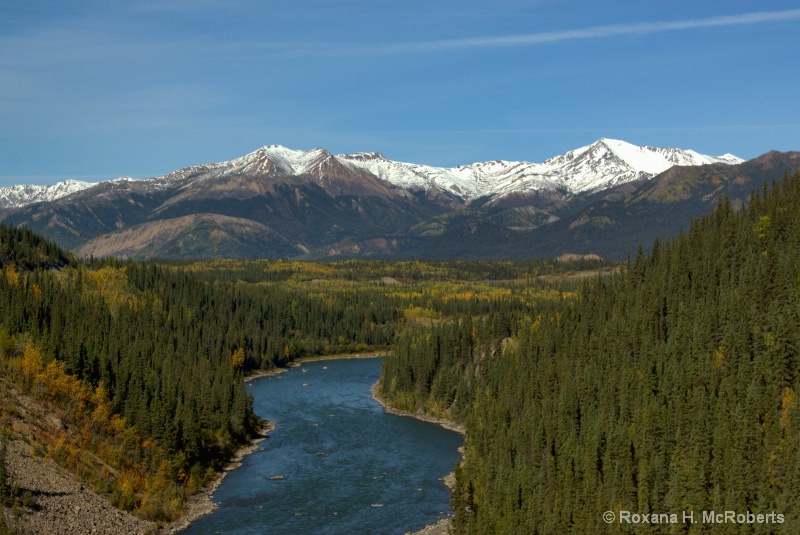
[595,138,741,170]
[0,139,745,209]
[226,145,350,179]
[538,138,745,193]
[336,138,745,198]
[0,179,96,209]
[334,138,744,198]
[228,147,288,176]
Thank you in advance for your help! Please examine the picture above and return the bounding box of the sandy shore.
[243,367,287,382]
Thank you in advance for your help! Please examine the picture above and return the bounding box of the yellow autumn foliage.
[9,341,188,522]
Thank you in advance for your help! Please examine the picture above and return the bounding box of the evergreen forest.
[0,224,598,525]
[378,172,800,533]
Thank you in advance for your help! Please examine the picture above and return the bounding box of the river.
[183,357,463,534]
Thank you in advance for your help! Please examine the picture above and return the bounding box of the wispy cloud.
[279,9,800,56]
[351,124,800,137]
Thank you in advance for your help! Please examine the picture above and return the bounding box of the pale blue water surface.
[183,357,463,534]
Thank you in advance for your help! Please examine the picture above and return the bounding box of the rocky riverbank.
[3,358,442,534]
[407,517,453,535]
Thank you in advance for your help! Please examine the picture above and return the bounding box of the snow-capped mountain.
[0,139,743,209]
[533,138,743,193]
[1,141,794,262]
[217,138,743,199]
[0,179,96,209]
[336,138,743,197]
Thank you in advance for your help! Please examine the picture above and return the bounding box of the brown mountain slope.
[74,213,304,260]
[630,150,800,203]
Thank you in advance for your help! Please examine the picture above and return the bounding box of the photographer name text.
[603,510,784,525]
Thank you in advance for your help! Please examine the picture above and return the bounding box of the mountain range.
[1,139,797,260]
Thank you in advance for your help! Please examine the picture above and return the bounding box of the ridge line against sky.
[1,1,798,186]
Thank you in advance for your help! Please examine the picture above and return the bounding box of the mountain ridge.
[0,179,97,209]
[0,138,742,209]
[2,142,795,262]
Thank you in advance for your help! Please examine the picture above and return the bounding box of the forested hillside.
[0,227,603,526]
[0,224,73,270]
[0,226,265,521]
[379,172,800,533]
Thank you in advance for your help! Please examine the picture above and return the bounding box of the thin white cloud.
[281,8,800,56]
[352,124,800,137]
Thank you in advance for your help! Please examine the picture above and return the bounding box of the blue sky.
[2,1,799,186]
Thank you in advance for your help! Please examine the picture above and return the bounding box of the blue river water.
[183,357,463,534]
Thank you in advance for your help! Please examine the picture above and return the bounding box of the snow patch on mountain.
[0,139,745,208]
[509,138,744,194]
[0,180,96,209]
[339,138,743,197]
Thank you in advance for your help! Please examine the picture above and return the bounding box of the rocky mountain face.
[0,180,96,209]
[1,140,795,260]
